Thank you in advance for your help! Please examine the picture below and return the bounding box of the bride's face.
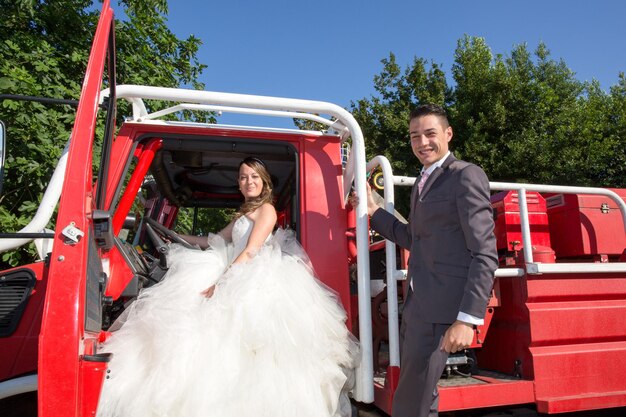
[238,163,264,200]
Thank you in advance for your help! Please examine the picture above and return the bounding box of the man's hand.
[440,321,475,353]
[347,182,380,217]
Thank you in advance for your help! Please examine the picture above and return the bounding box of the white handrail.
[490,181,626,236]
[391,177,626,274]
[0,142,69,252]
[366,156,400,368]
[140,103,346,133]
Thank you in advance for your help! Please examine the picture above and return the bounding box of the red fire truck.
[1,1,625,416]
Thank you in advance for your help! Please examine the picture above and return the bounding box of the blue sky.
[113,1,625,128]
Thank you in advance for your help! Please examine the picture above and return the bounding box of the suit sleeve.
[370,208,412,250]
[456,165,498,319]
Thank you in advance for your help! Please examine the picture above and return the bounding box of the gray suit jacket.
[371,154,498,324]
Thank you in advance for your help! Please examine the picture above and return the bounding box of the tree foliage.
[0,0,207,267]
[352,36,625,214]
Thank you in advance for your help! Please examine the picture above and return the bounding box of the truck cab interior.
[104,133,300,326]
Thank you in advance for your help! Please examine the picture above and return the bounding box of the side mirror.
[0,121,5,195]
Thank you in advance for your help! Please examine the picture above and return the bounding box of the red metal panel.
[476,275,535,380]
[532,341,626,412]
[537,391,626,414]
[546,189,626,259]
[103,125,139,210]
[491,191,551,253]
[527,299,626,344]
[300,135,353,327]
[525,270,626,412]
[439,380,535,411]
[102,246,134,300]
[375,371,536,413]
[526,275,626,302]
[0,262,47,381]
[475,272,626,413]
[373,366,400,416]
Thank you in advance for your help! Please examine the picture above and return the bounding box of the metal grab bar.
[366,156,401,368]
[392,176,626,274]
[489,182,626,264]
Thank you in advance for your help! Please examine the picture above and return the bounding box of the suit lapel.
[419,153,457,199]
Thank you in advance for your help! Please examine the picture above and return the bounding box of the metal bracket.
[61,222,84,244]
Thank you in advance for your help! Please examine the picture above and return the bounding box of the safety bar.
[0,143,69,252]
[391,176,626,274]
[103,85,352,139]
[141,103,349,137]
[366,156,400,368]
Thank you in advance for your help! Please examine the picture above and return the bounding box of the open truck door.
[38,1,117,415]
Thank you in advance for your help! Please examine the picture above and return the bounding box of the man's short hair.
[409,104,449,127]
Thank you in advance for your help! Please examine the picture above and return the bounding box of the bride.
[97,156,359,417]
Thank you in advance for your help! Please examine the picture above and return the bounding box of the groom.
[362,104,498,417]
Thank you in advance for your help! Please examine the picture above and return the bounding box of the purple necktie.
[418,171,430,194]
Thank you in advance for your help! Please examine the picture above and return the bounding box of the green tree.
[451,37,624,187]
[452,37,588,184]
[352,37,624,219]
[0,0,207,267]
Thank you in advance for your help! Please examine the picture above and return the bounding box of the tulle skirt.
[97,229,359,417]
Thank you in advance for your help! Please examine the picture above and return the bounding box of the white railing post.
[517,189,534,264]
[366,156,400,368]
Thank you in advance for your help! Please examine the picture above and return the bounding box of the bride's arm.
[177,234,211,249]
[177,219,235,249]
[232,203,277,265]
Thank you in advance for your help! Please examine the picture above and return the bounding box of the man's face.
[409,114,453,169]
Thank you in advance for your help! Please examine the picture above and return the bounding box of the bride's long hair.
[235,157,274,218]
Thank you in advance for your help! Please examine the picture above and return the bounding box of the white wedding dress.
[97,215,359,417]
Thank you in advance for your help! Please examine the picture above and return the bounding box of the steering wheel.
[144,217,197,250]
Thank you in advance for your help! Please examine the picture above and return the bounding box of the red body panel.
[491,191,551,253]
[477,272,626,413]
[439,379,536,412]
[0,262,48,382]
[546,189,626,260]
[300,135,351,319]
